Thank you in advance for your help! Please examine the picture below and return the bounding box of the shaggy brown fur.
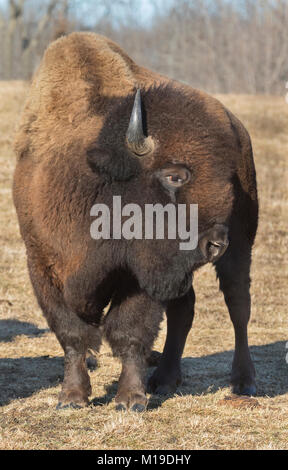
[13,32,258,410]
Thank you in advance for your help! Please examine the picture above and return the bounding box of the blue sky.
[72,0,174,27]
[0,0,243,28]
[0,0,172,22]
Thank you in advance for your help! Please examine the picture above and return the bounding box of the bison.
[13,32,258,411]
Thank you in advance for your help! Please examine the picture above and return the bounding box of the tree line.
[0,0,287,94]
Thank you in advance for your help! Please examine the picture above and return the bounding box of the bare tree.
[1,0,288,94]
[0,0,70,79]
[110,0,288,94]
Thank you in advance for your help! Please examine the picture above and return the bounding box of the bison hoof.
[231,383,257,397]
[115,391,147,412]
[147,369,181,395]
[146,350,162,367]
[86,354,98,371]
[57,389,89,409]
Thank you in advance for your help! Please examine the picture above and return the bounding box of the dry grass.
[0,82,287,450]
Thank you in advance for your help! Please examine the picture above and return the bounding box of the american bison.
[13,32,258,411]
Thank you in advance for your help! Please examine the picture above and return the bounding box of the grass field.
[0,81,287,450]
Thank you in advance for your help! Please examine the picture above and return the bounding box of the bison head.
[86,85,234,301]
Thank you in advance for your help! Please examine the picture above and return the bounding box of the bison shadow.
[147,340,288,408]
[0,339,287,408]
[0,319,48,343]
[92,340,288,409]
[0,319,60,407]
[0,355,64,406]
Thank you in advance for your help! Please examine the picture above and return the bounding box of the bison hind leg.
[215,236,256,397]
[146,350,162,367]
[86,349,98,371]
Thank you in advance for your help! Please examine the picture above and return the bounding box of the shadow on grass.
[0,340,287,408]
[91,341,288,410]
[0,319,48,343]
[146,341,288,409]
[0,355,64,406]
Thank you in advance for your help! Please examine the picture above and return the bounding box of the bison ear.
[86,146,140,181]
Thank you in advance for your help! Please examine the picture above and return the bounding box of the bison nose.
[199,224,229,262]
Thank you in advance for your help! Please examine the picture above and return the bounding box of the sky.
[0,0,172,22]
[0,0,247,28]
[71,0,174,28]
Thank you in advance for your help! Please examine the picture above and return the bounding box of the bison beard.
[13,32,258,411]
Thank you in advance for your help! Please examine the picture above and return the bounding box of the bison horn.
[126,89,153,156]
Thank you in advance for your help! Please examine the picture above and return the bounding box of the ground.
[0,82,287,450]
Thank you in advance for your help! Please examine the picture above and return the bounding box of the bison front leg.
[49,312,101,409]
[27,257,103,409]
[104,291,164,411]
[57,345,92,409]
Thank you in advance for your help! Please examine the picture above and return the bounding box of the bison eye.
[159,165,191,189]
[165,174,185,186]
